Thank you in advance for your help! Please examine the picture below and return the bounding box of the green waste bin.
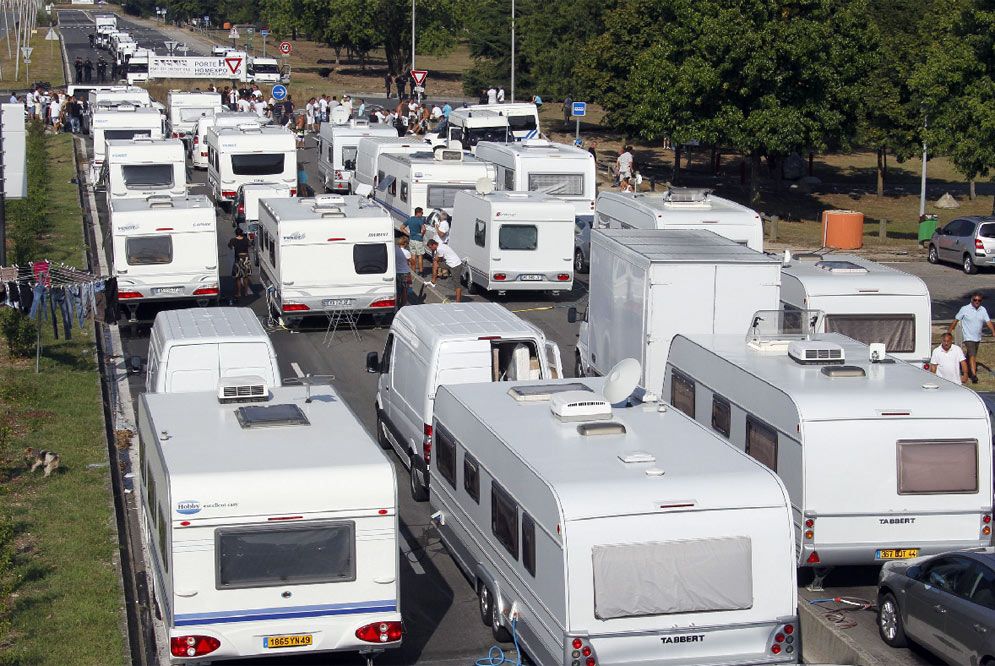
[918,214,938,245]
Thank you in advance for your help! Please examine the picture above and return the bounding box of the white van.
[146,307,280,393]
[138,381,402,663]
[597,188,765,251]
[246,56,281,83]
[257,195,396,325]
[191,112,266,170]
[317,122,403,194]
[466,102,542,141]
[449,190,575,294]
[350,136,423,196]
[102,138,186,211]
[366,302,564,501]
[779,253,932,366]
[432,374,799,665]
[665,325,993,584]
[476,139,597,218]
[90,105,164,181]
[433,108,510,154]
[165,90,222,146]
[206,125,297,209]
[109,195,219,315]
[109,32,137,61]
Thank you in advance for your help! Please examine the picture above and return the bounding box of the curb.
[799,600,883,666]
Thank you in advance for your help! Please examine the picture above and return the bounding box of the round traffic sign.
[272,85,287,101]
[279,41,292,56]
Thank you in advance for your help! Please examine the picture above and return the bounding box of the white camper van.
[665,326,993,579]
[102,138,186,210]
[366,302,564,501]
[431,374,799,666]
[434,108,510,154]
[90,105,164,181]
[146,307,280,393]
[779,254,932,366]
[109,32,136,60]
[597,188,765,251]
[318,124,406,194]
[350,136,424,196]
[89,86,153,110]
[466,102,542,141]
[109,195,219,315]
[232,182,292,231]
[138,382,402,663]
[449,190,575,294]
[574,229,782,392]
[125,49,152,84]
[246,56,282,83]
[206,125,297,208]
[191,112,266,169]
[375,150,495,228]
[166,90,222,146]
[476,140,597,217]
[257,195,396,325]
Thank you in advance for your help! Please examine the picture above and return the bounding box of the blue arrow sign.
[272,85,287,101]
[572,101,586,117]
[260,29,269,37]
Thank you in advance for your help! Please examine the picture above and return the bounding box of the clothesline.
[0,260,108,286]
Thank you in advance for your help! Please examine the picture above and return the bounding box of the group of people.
[395,207,461,305]
[11,88,88,134]
[931,291,995,385]
[384,72,421,99]
[72,56,110,83]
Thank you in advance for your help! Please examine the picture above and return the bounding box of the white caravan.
[206,125,297,209]
[246,56,281,83]
[779,253,932,366]
[350,136,423,196]
[102,138,186,211]
[433,108,510,154]
[597,188,765,251]
[432,375,799,666]
[89,86,153,109]
[138,382,402,663]
[90,105,164,181]
[191,112,266,169]
[449,190,575,294]
[476,139,597,217]
[165,90,222,146]
[366,302,564,501]
[257,195,396,325]
[574,229,781,392]
[146,307,280,393]
[317,122,402,194]
[232,182,292,232]
[109,195,219,314]
[665,327,993,579]
[375,150,495,228]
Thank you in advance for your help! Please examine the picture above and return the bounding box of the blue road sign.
[261,29,269,37]
[204,15,209,22]
[272,85,287,101]
[572,101,587,117]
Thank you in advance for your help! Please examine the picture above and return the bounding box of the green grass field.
[0,21,66,90]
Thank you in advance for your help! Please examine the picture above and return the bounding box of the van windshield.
[122,164,173,189]
[231,153,285,176]
[252,63,280,74]
[127,62,148,74]
[466,127,509,146]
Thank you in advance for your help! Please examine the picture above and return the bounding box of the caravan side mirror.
[567,307,577,324]
[366,352,380,374]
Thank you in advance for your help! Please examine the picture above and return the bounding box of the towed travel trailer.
[779,253,932,366]
[575,229,781,392]
[367,302,563,501]
[257,195,396,325]
[449,190,575,294]
[597,188,765,252]
[431,373,799,666]
[90,105,164,181]
[109,195,219,318]
[165,90,222,146]
[138,381,402,663]
[206,125,296,209]
[350,136,423,196]
[665,327,993,583]
[191,112,266,169]
[102,138,186,210]
[317,123,405,194]
[476,139,597,218]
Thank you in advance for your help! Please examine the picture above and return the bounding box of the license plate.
[519,274,542,281]
[263,634,312,649]
[153,287,182,295]
[323,298,354,307]
[876,548,919,560]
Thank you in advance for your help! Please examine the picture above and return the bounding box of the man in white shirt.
[318,95,328,122]
[342,95,353,116]
[254,99,267,118]
[428,238,462,302]
[497,87,505,103]
[434,212,450,244]
[236,96,251,113]
[487,86,497,104]
[948,291,995,383]
[49,97,62,132]
[930,333,968,384]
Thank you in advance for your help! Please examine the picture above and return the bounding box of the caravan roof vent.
[235,403,310,429]
[312,194,347,207]
[352,118,370,128]
[508,382,591,402]
[435,148,463,162]
[788,340,845,365]
[550,390,612,422]
[218,375,270,403]
[665,187,712,206]
[816,260,868,274]
[578,422,626,436]
[237,124,263,133]
[821,365,866,378]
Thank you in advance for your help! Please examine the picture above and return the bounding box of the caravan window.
[498,225,538,251]
[824,314,915,354]
[104,129,152,141]
[898,440,978,494]
[122,164,174,189]
[491,483,519,559]
[522,513,536,577]
[746,417,778,471]
[670,371,695,418]
[400,181,409,202]
[711,395,731,438]
[503,169,515,191]
[231,153,285,176]
[427,185,474,209]
[342,146,358,170]
[216,521,356,589]
[126,236,173,265]
[268,231,276,264]
[157,505,168,572]
[179,108,214,122]
[327,143,334,163]
[463,453,480,503]
[353,243,389,275]
[529,173,584,196]
[435,424,457,488]
[474,219,486,247]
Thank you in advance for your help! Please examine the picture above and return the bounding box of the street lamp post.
[510,0,515,103]
[919,102,928,219]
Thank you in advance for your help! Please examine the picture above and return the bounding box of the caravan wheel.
[490,596,513,643]
[478,584,494,627]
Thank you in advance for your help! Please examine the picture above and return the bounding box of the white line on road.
[291,362,304,378]
[399,532,426,575]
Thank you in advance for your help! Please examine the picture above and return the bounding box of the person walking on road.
[227,227,252,302]
[948,291,995,383]
[930,333,968,384]
[401,208,427,275]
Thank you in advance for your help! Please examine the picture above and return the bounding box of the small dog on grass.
[24,447,60,477]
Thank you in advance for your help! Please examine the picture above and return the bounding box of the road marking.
[399,532,426,575]
[291,362,304,378]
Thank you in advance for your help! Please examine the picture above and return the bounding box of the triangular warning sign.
[225,57,242,75]
[410,69,428,86]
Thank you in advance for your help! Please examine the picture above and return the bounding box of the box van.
[433,108,510,154]
[257,195,396,326]
[597,188,765,251]
[366,302,564,500]
[232,182,292,232]
[466,102,542,141]
[206,125,297,209]
[476,139,597,218]
[191,112,266,169]
[317,122,402,194]
[165,90,222,146]
[574,229,781,392]
[126,49,153,84]
[779,253,932,366]
[246,56,281,83]
[665,326,993,583]
[90,105,164,181]
[94,14,116,31]
[146,307,280,393]
[109,195,219,317]
[375,149,495,228]
[449,190,575,294]
[102,138,186,211]
[350,136,423,196]
[137,381,402,663]
[432,374,799,665]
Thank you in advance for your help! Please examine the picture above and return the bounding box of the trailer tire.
[491,597,513,643]
[478,584,493,627]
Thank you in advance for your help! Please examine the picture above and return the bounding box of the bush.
[0,309,38,358]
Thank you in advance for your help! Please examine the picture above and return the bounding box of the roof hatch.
[508,382,591,402]
[234,403,309,429]
[816,260,868,274]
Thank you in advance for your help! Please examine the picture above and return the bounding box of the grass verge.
[0,20,66,89]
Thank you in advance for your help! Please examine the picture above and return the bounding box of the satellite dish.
[602,358,640,405]
[475,177,494,195]
[331,106,349,125]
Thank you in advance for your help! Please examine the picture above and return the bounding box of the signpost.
[229,27,239,50]
[410,70,428,102]
[571,101,586,142]
[272,84,287,101]
[279,41,291,56]
[163,40,178,56]
[261,29,268,56]
[21,47,32,84]
[45,27,58,58]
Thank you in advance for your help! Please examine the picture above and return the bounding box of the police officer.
[83,58,93,82]
[96,57,107,83]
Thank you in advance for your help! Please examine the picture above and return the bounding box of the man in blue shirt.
[401,207,427,275]
[948,291,995,383]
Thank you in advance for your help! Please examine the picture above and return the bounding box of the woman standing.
[227,227,252,302]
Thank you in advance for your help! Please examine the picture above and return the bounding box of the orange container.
[223,22,231,29]
[821,209,864,249]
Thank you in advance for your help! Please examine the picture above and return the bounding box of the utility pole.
[410,0,415,71]
[510,0,515,103]
[919,105,928,219]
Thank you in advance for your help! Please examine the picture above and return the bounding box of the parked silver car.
[574,215,593,273]
[878,548,995,665]
[928,216,995,274]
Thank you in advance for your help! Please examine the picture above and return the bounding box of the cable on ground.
[476,616,524,666]
[807,596,874,630]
